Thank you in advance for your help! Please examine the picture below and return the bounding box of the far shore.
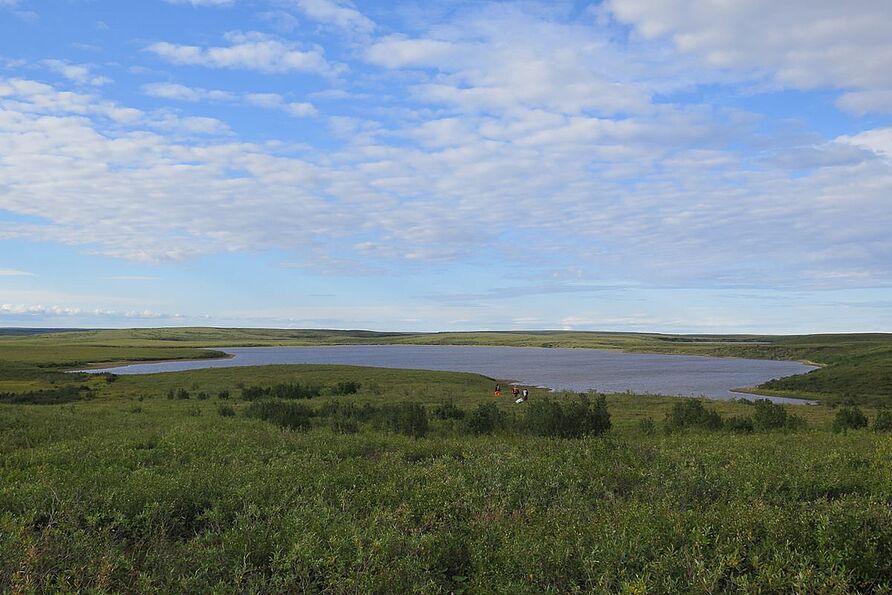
[74,351,233,371]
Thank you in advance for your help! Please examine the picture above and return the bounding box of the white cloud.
[143,82,235,102]
[0,268,34,276]
[146,32,339,76]
[606,0,892,109]
[285,101,318,117]
[836,90,892,115]
[838,128,892,160]
[363,7,671,116]
[0,303,183,319]
[293,0,374,34]
[143,82,318,117]
[1,1,891,295]
[42,59,111,86]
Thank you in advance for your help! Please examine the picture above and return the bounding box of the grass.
[1,329,892,590]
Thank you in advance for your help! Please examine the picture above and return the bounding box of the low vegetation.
[1,332,892,591]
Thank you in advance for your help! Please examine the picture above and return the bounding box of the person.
[522,388,528,401]
[494,383,501,397]
[512,385,520,399]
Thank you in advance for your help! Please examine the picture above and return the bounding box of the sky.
[1,0,891,333]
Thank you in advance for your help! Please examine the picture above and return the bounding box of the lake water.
[87,345,818,404]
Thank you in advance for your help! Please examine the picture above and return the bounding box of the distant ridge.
[0,328,93,336]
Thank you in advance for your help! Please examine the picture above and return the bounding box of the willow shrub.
[524,393,611,438]
[832,406,869,433]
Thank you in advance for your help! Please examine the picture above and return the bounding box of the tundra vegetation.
[0,328,891,592]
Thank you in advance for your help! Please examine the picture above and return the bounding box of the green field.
[1,329,892,592]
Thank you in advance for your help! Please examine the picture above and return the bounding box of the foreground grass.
[2,362,892,592]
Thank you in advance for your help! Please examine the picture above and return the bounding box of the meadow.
[1,329,891,592]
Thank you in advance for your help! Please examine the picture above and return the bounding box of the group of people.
[494,383,528,403]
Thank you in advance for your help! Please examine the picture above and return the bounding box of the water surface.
[86,345,817,404]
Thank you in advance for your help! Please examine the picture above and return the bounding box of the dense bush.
[874,409,892,432]
[379,402,429,438]
[724,415,754,433]
[832,406,869,433]
[0,386,88,405]
[433,400,465,420]
[638,417,657,436]
[664,399,723,432]
[217,404,235,417]
[175,388,190,400]
[331,415,360,434]
[244,400,314,431]
[242,383,322,401]
[319,401,379,422]
[525,393,611,438]
[217,389,230,400]
[751,399,805,431]
[328,381,361,396]
[466,403,505,435]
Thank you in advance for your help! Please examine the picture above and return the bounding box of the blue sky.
[1,0,891,333]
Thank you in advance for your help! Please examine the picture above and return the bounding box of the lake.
[87,345,818,404]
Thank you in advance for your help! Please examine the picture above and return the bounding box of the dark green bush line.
[242,382,322,400]
[244,400,314,430]
[238,381,362,401]
[0,385,91,405]
[665,399,805,433]
[247,393,612,440]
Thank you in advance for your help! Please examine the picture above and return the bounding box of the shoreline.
[73,351,234,371]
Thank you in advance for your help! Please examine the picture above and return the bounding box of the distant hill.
[0,328,93,336]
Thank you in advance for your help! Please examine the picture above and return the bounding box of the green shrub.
[331,415,360,434]
[196,391,210,400]
[245,400,314,431]
[874,409,892,432]
[380,402,428,438]
[242,383,321,401]
[664,399,723,432]
[525,393,611,438]
[832,406,868,433]
[433,400,466,420]
[466,403,504,434]
[725,415,754,433]
[0,386,88,405]
[218,389,230,400]
[329,381,361,396]
[751,399,805,431]
[217,404,235,417]
[319,401,379,422]
[175,388,190,400]
[638,416,657,436]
